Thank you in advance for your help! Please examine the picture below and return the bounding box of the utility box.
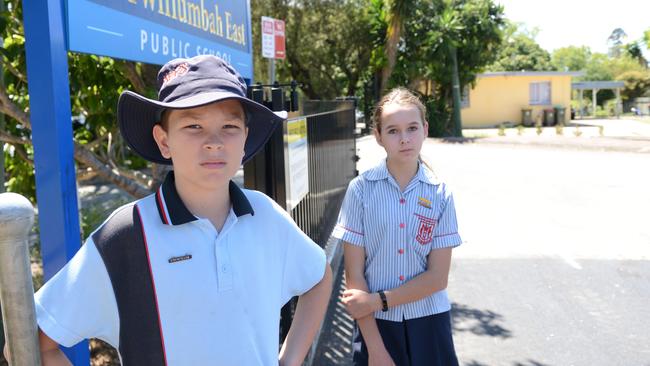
[554,107,566,125]
[543,109,555,126]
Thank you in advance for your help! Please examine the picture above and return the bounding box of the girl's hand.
[341,289,382,319]
[368,347,396,366]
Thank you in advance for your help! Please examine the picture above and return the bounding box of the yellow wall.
[461,74,574,128]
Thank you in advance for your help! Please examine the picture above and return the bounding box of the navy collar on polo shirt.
[155,171,254,226]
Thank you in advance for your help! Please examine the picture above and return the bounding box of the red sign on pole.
[261,16,285,60]
[274,20,285,59]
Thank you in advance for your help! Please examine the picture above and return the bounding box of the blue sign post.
[22,1,90,364]
[22,1,253,364]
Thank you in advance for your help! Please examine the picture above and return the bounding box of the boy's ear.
[423,121,429,137]
[152,124,171,159]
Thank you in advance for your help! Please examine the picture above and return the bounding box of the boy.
[12,55,332,365]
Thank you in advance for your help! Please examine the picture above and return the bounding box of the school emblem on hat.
[418,197,432,209]
[414,214,436,245]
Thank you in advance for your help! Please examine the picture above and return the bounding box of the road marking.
[560,254,582,270]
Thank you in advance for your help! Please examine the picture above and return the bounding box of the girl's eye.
[387,129,397,134]
[409,126,419,131]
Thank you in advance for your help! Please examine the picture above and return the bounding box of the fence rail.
[244,99,357,347]
[291,100,357,246]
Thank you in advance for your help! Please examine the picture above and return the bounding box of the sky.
[496,0,650,56]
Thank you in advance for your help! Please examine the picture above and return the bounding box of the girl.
[332,88,462,366]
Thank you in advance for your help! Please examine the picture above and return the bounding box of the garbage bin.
[521,108,533,127]
[554,106,566,125]
[543,108,555,126]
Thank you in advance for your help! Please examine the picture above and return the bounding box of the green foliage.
[617,70,650,102]
[250,0,503,137]
[391,0,505,136]
[251,0,377,100]
[581,53,648,103]
[552,46,591,71]
[3,144,35,201]
[624,41,647,67]
[0,0,155,201]
[488,21,551,72]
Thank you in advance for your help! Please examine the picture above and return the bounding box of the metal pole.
[0,193,41,366]
[268,58,276,85]
[615,88,621,118]
[579,89,583,119]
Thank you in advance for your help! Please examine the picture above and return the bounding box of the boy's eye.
[223,124,241,129]
[409,126,419,131]
[184,124,202,130]
[387,129,397,134]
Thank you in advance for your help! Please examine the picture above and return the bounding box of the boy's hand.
[341,289,382,319]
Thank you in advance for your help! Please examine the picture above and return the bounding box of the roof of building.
[478,71,585,78]
[572,81,625,90]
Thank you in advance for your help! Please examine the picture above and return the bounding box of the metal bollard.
[0,193,42,366]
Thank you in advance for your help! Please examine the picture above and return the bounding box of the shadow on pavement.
[512,360,552,366]
[313,268,355,366]
[452,302,512,339]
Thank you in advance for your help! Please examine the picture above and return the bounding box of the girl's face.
[375,103,428,164]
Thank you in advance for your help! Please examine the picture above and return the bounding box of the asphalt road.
[318,136,650,366]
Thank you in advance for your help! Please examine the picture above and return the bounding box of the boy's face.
[152,99,248,189]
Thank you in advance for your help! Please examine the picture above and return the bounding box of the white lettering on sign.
[140,29,191,58]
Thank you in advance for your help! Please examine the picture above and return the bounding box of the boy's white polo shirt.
[34,171,326,365]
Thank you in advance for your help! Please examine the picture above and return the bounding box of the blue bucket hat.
[117,55,286,165]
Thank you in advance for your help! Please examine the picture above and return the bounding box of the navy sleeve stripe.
[92,204,167,366]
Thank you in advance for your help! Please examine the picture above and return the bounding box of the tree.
[380,0,413,95]
[624,41,648,68]
[607,27,627,58]
[391,0,504,136]
[581,52,648,104]
[551,46,591,71]
[0,1,162,201]
[251,0,377,99]
[488,22,552,72]
[617,70,650,102]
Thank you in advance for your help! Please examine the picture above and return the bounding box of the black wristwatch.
[378,290,389,312]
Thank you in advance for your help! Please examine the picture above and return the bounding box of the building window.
[530,82,551,105]
[461,85,470,108]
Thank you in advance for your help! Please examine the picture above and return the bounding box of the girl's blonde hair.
[371,87,427,132]
[371,87,433,171]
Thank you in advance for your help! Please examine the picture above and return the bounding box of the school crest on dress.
[414,214,436,245]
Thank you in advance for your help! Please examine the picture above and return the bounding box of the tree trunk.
[74,142,152,198]
[449,45,463,137]
[380,15,402,95]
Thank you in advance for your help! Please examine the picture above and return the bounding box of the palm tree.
[607,28,627,58]
[380,0,411,94]
[437,5,464,137]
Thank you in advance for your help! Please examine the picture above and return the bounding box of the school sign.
[67,0,254,79]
